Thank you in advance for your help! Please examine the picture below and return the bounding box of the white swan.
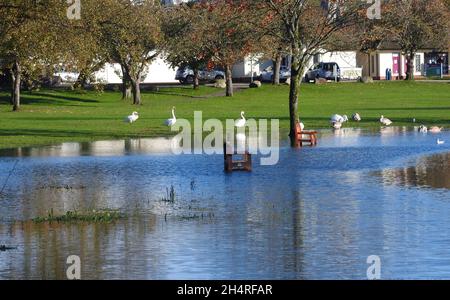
[418,125,428,133]
[332,122,342,129]
[125,111,139,123]
[235,111,246,128]
[380,115,392,126]
[352,113,361,122]
[331,114,345,123]
[165,107,177,126]
[437,138,445,145]
[429,126,443,133]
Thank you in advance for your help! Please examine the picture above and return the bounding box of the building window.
[415,55,421,72]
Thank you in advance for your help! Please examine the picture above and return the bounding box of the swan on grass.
[352,113,361,122]
[165,106,177,126]
[125,112,139,124]
[331,114,347,123]
[380,115,392,126]
[235,111,246,128]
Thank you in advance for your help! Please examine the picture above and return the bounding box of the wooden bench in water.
[295,122,318,147]
[223,143,252,172]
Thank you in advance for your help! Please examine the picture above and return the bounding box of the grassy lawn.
[0,81,449,149]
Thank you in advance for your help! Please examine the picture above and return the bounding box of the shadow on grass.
[0,128,92,137]
[364,107,450,111]
[0,91,99,106]
[147,89,223,99]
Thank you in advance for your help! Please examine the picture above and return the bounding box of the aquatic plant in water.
[32,209,124,223]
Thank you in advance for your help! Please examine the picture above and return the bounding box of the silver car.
[304,62,341,82]
[175,66,225,84]
[259,66,291,82]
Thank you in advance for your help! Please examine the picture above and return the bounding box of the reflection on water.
[373,152,450,189]
[1,128,450,279]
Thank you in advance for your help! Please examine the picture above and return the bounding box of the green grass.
[32,209,124,223]
[1,81,450,149]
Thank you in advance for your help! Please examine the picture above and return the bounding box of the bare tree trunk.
[10,69,14,105]
[123,81,132,99]
[74,68,89,89]
[289,55,303,147]
[12,61,21,111]
[121,65,132,100]
[131,78,141,105]
[273,53,282,85]
[225,64,233,97]
[406,52,415,81]
[193,67,200,90]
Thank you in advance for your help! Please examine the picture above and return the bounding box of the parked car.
[304,62,341,82]
[260,66,291,82]
[175,66,225,84]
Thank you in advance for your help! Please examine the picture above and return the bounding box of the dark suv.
[305,62,341,82]
[175,66,225,84]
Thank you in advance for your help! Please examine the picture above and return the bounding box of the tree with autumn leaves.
[163,0,260,96]
[162,1,213,90]
[263,0,368,146]
[97,0,162,105]
[384,0,450,80]
[0,0,67,111]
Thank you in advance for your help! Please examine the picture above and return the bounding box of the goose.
[332,122,342,129]
[125,111,139,123]
[429,126,443,133]
[437,138,445,145]
[418,125,428,133]
[352,113,362,122]
[380,115,392,126]
[235,111,246,128]
[165,107,177,126]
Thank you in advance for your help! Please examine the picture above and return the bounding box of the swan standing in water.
[437,138,445,145]
[332,122,342,129]
[165,107,177,126]
[235,111,246,128]
[125,112,139,124]
[418,125,428,133]
[380,115,392,126]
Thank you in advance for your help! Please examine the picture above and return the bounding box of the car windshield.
[323,63,338,71]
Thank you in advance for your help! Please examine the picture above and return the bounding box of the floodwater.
[0,127,450,279]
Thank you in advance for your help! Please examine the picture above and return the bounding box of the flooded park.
[1,127,450,279]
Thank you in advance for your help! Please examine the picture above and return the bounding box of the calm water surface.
[0,127,450,279]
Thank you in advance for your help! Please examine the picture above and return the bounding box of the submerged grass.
[160,185,176,203]
[32,209,124,223]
